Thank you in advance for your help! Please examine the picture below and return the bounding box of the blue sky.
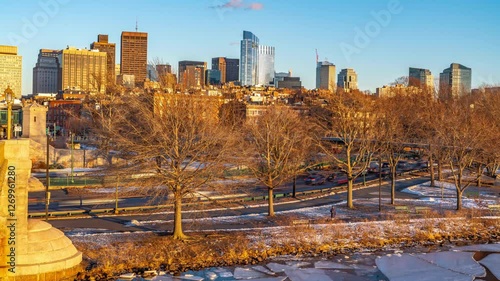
[1,0,499,95]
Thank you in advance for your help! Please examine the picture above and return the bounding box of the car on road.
[305,174,326,185]
[335,177,348,184]
[396,160,412,171]
[327,173,339,182]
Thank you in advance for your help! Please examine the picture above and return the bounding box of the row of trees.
[85,87,500,239]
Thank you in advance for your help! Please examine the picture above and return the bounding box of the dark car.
[327,173,337,182]
[396,161,412,171]
[305,174,326,185]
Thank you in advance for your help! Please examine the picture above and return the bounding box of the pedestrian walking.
[330,206,336,219]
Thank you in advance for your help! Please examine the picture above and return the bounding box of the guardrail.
[29,168,430,219]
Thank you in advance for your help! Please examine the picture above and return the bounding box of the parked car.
[305,174,326,185]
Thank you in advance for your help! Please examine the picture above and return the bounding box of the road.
[46,176,428,233]
[27,171,390,212]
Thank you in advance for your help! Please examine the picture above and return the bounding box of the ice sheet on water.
[314,261,352,269]
[479,253,500,280]
[453,243,500,253]
[151,276,174,281]
[284,268,332,281]
[175,274,204,281]
[118,272,136,279]
[252,265,276,275]
[376,253,478,281]
[206,271,217,280]
[266,262,296,273]
[285,261,311,268]
[240,276,287,281]
[284,268,370,281]
[417,252,485,277]
[349,264,378,275]
[234,267,268,279]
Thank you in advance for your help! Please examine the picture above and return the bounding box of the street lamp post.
[4,86,14,140]
[46,134,51,221]
[70,132,74,183]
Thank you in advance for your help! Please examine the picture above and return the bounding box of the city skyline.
[1,0,499,95]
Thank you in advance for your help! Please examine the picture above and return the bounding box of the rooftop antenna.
[135,18,138,32]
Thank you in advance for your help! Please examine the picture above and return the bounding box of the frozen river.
[117,243,500,281]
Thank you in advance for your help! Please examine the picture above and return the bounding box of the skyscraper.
[33,49,59,95]
[178,60,207,89]
[316,61,336,92]
[58,47,107,93]
[409,67,433,90]
[205,69,221,85]
[439,63,471,99]
[0,45,22,98]
[240,31,259,86]
[91,34,116,85]
[257,45,275,86]
[337,68,358,92]
[120,31,148,85]
[212,57,239,84]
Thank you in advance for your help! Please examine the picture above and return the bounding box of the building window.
[34,116,37,122]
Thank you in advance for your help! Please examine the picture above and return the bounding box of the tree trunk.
[347,175,354,209]
[429,152,435,187]
[456,189,463,211]
[456,171,463,211]
[292,175,296,198]
[477,164,482,187]
[390,166,396,205]
[268,187,275,216]
[437,160,442,181]
[172,192,186,240]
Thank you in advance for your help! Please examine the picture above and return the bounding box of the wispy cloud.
[212,0,264,11]
[246,2,263,10]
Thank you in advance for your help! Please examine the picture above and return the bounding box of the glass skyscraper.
[439,63,471,99]
[240,31,259,86]
[257,45,275,86]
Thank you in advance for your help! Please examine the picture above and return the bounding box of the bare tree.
[438,98,486,210]
[374,93,415,204]
[315,91,377,209]
[471,89,500,181]
[243,105,313,216]
[101,93,234,239]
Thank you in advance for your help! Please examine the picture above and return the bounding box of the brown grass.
[72,216,500,280]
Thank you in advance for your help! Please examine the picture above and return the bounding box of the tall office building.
[33,49,59,95]
[58,47,107,93]
[206,69,221,85]
[409,67,433,90]
[240,31,259,86]
[120,31,148,85]
[439,63,471,99]
[225,58,239,83]
[178,60,207,89]
[337,68,358,92]
[316,61,336,92]
[212,57,239,84]
[0,45,22,98]
[91,34,116,85]
[257,45,275,86]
